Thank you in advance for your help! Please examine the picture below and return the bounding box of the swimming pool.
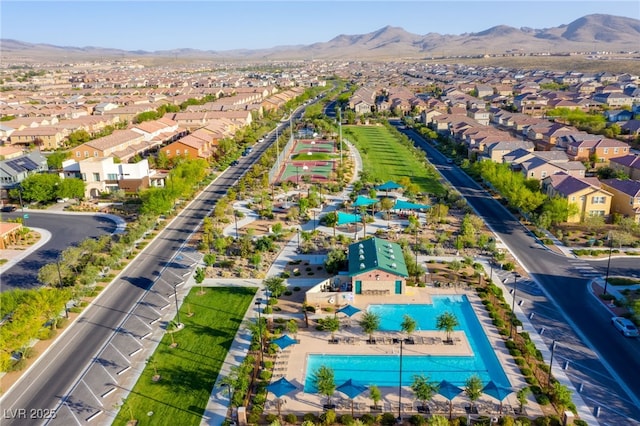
[304,295,510,392]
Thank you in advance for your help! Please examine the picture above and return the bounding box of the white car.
[612,317,639,337]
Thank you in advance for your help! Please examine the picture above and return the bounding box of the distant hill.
[2,14,638,61]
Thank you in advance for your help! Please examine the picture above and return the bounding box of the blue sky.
[2,1,638,52]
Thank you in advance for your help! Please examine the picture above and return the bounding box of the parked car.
[1,205,17,212]
[612,317,639,337]
[230,160,239,166]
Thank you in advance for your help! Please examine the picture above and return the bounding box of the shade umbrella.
[336,379,368,416]
[375,181,403,191]
[352,195,378,207]
[267,377,297,417]
[337,304,361,317]
[438,380,463,419]
[482,381,513,414]
[271,334,298,351]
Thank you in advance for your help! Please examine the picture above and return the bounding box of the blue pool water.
[304,295,510,392]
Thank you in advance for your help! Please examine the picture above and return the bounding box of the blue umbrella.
[482,381,512,413]
[438,380,463,419]
[337,304,361,317]
[267,377,297,417]
[271,334,298,350]
[337,379,368,416]
[267,377,297,398]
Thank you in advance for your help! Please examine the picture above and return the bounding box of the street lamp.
[603,232,613,295]
[397,339,403,423]
[173,281,182,326]
[547,340,557,390]
[255,297,263,365]
[510,272,519,339]
[56,257,69,318]
[234,210,239,240]
[295,165,300,187]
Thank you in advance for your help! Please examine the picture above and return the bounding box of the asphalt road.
[1,212,117,291]
[397,123,640,422]
[0,115,293,426]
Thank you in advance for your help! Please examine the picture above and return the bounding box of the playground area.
[291,139,336,154]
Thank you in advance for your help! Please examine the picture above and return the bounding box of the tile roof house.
[485,140,535,163]
[609,154,640,180]
[566,137,630,163]
[69,130,146,162]
[542,173,612,222]
[8,127,67,150]
[348,237,409,296]
[601,179,640,223]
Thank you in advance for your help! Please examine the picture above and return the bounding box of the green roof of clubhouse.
[347,237,408,278]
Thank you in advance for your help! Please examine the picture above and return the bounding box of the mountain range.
[2,14,639,61]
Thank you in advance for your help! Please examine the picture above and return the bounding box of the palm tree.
[410,374,439,412]
[358,311,381,344]
[516,387,530,415]
[464,375,483,413]
[401,314,417,343]
[369,385,382,411]
[436,311,459,344]
[324,211,338,237]
[380,197,395,230]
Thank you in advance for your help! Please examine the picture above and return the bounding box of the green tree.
[57,178,85,200]
[323,211,338,237]
[11,173,61,203]
[427,415,449,426]
[358,311,380,343]
[464,374,483,412]
[401,314,417,342]
[264,276,287,299]
[312,365,336,407]
[317,316,340,342]
[410,374,439,410]
[436,311,458,344]
[370,385,382,410]
[448,260,462,284]
[516,387,530,414]
[380,197,395,229]
[46,151,70,170]
[324,248,347,274]
[551,382,573,413]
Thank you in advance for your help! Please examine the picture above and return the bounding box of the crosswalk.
[568,259,602,278]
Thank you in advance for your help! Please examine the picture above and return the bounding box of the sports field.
[344,125,445,195]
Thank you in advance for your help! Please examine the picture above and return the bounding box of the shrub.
[247,413,260,424]
[259,370,272,381]
[380,412,397,425]
[320,410,337,425]
[284,290,293,296]
[284,413,298,424]
[265,413,278,423]
[293,286,301,291]
[573,420,588,426]
[535,394,550,405]
[360,413,376,425]
[303,412,318,422]
[338,414,354,425]
[408,414,427,425]
[56,317,68,329]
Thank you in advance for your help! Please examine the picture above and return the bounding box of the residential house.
[601,179,640,223]
[61,157,151,199]
[485,140,534,163]
[69,130,146,162]
[467,108,490,126]
[0,145,24,160]
[592,92,633,108]
[566,138,630,163]
[9,127,67,150]
[542,173,612,222]
[609,155,640,180]
[605,109,634,122]
[0,150,48,198]
[513,93,548,116]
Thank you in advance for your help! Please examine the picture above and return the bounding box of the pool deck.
[265,286,543,419]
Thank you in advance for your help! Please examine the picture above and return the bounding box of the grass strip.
[114,286,256,426]
[344,125,444,195]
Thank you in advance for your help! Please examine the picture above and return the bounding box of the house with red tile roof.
[601,179,640,223]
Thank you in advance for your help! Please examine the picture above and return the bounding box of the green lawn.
[113,286,256,426]
[344,125,445,195]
